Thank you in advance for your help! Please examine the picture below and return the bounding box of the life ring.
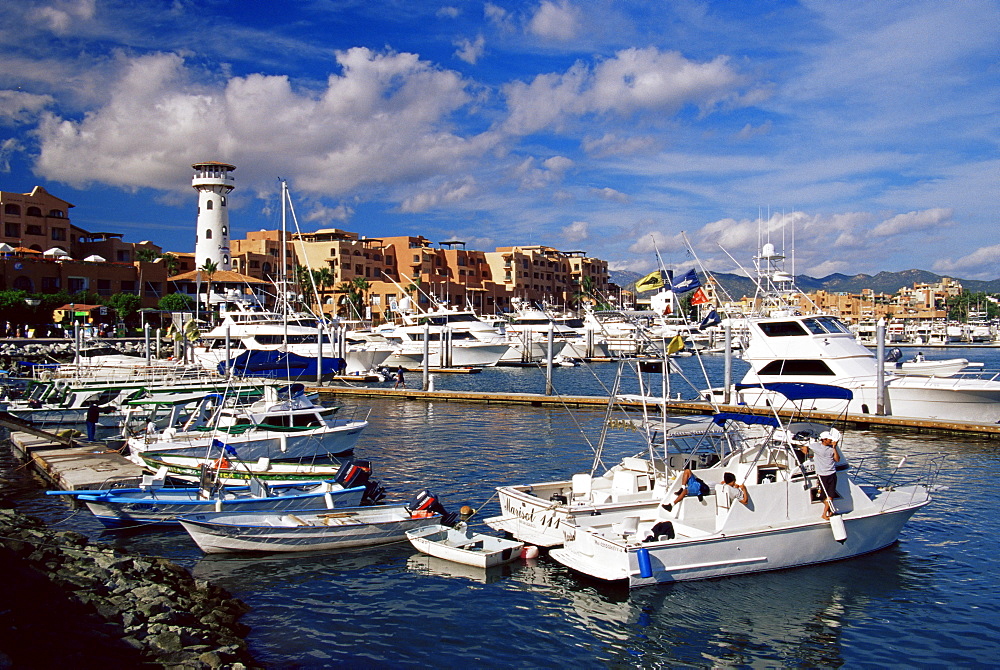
[212,457,231,469]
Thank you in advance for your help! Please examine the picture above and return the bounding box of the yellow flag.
[666,335,685,354]
[635,270,664,291]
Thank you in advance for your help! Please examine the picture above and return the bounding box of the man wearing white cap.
[811,428,842,519]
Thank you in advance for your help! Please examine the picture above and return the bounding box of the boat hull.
[180,506,441,553]
[550,502,926,587]
[406,524,523,568]
[129,420,367,462]
[77,484,366,527]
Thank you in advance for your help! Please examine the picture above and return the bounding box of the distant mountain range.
[610,269,1000,299]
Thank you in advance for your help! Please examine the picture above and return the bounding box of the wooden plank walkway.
[312,385,1000,438]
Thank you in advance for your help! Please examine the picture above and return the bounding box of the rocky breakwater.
[0,504,257,668]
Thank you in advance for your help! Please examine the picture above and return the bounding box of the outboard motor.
[407,489,459,526]
[362,480,387,505]
[885,347,902,363]
[335,459,372,489]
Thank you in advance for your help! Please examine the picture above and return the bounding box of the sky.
[1,0,998,280]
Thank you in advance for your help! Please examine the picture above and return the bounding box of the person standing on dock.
[394,366,406,389]
[85,401,112,442]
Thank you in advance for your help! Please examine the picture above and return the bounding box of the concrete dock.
[8,432,142,491]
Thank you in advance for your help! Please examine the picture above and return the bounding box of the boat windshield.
[802,316,852,335]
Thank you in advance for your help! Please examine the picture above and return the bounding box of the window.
[41,277,60,291]
[121,281,137,294]
[48,209,64,218]
[802,317,852,335]
[221,226,227,236]
[26,206,42,217]
[144,281,161,297]
[4,223,19,237]
[205,229,213,239]
[758,321,808,337]
[26,225,42,235]
[206,200,214,210]
[758,360,835,376]
[68,277,86,293]
[97,279,112,296]
[51,228,66,241]
[117,250,131,262]
[4,204,20,216]
[221,196,227,207]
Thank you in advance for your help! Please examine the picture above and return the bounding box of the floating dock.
[7,432,142,491]
[312,385,1000,439]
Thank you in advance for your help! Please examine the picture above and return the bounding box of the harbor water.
[4,348,1000,667]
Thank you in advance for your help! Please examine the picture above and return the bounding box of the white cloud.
[436,6,460,19]
[305,203,354,225]
[561,220,588,242]
[502,47,748,135]
[933,244,1000,279]
[628,230,686,255]
[400,178,477,213]
[582,133,659,157]
[484,3,514,32]
[589,187,629,204]
[871,208,953,236]
[527,1,581,41]
[32,49,499,200]
[30,0,96,34]
[0,137,20,172]
[0,90,53,125]
[511,155,573,190]
[454,34,485,65]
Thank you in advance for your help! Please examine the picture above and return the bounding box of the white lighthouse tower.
[191,160,235,271]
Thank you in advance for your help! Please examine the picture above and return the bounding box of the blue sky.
[1,0,998,279]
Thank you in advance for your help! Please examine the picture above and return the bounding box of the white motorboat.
[484,359,739,547]
[138,452,343,485]
[706,243,1000,423]
[549,383,942,587]
[126,384,369,462]
[883,348,976,377]
[179,490,456,553]
[406,524,523,568]
[192,303,392,377]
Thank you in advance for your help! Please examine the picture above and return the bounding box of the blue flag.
[699,309,722,331]
[671,268,701,294]
[212,438,238,457]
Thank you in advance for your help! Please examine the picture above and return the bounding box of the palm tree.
[312,267,335,315]
[161,253,180,277]
[199,260,219,324]
[135,247,160,262]
[334,281,357,318]
[352,276,371,320]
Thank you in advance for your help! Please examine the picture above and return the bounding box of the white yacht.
[193,304,392,376]
[706,243,1000,423]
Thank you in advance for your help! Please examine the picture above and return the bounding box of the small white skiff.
[406,524,524,568]
[180,505,443,554]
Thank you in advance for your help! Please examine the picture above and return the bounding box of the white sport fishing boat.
[705,243,1000,423]
[484,359,738,547]
[126,384,368,463]
[549,383,942,587]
